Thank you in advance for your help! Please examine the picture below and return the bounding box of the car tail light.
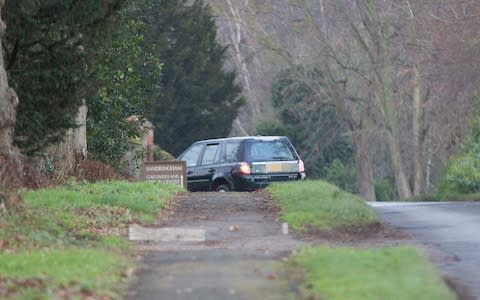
[298,160,305,173]
[239,162,252,175]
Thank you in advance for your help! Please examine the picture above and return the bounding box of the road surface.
[370,201,480,299]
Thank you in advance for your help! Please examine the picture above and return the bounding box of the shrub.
[438,95,480,195]
[324,159,358,193]
[153,145,175,160]
[374,178,396,201]
[438,151,480,195]
[254,119,290,136]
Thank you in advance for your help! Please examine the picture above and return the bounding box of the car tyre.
[215,184,230,192]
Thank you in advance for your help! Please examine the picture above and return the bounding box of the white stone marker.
[129,224,206,242]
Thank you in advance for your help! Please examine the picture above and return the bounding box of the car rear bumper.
[233,173,305,191]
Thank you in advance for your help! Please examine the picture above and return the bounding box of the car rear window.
[245,139,296,162]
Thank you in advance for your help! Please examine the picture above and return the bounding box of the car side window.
[182,144,204,167]
[224,142,241,162]
[201,144,220,165]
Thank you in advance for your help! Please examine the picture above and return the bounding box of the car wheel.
[215,184,230,192]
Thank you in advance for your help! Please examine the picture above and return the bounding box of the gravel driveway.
[126,192,304,300]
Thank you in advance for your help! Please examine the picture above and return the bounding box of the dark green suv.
[177,136,306,192]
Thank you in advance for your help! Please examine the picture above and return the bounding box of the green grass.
[24,180,183,215]
[11,180,184,246]
[267,180,379,231]
[270,181,455,299]
[0,180,184,298]
[0,248,131,298]
[290,246,455,300]
[1,180,184,248]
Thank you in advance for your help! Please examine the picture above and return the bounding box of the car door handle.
[208,168,215,173]
[187,170,193,175]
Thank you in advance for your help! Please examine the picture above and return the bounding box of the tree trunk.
[0,0,18,155]
[0,0,22,190]
[381,64,413,200]
[386,130,412,199]
[412,65,425,196]
[352,131,376,201]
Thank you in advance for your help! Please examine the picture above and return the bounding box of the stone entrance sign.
[143,161,187,188]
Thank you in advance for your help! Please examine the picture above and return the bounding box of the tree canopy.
[87,6,162,165]
[2,0,126,155]
[139,0,244,155]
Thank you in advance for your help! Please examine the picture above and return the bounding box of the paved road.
[126,192,303,300]
[370,201,480,299]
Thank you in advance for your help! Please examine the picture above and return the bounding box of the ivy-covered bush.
[439,145,480,194]
[438,96,480,195]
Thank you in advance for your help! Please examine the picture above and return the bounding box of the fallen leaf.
[266,274,277,280]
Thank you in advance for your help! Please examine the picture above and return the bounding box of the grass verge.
[0,248,130,299]
[269,181,455,299]
[289,246,456,300]
[267,180,379,231]
[0,180,184,299]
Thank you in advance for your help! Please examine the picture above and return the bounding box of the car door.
[178,143,205,191]
[194,143,221,191]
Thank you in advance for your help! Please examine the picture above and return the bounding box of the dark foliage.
[2,0,126,155]
[87,6,162,166]
[269,66,354,179]
[138,0,244,155]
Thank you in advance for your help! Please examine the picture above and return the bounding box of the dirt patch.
[294,221,410,244]
[0,277,45,298]
[0,277,112,300]
[134,192,303,254]
[75,160,124,182]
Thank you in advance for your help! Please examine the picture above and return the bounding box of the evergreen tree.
[2,0,125,155]
[270,66,354,180]
[87,6,163,165]
[139,0,244,155]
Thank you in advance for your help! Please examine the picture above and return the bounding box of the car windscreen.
[244,139,296,162]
